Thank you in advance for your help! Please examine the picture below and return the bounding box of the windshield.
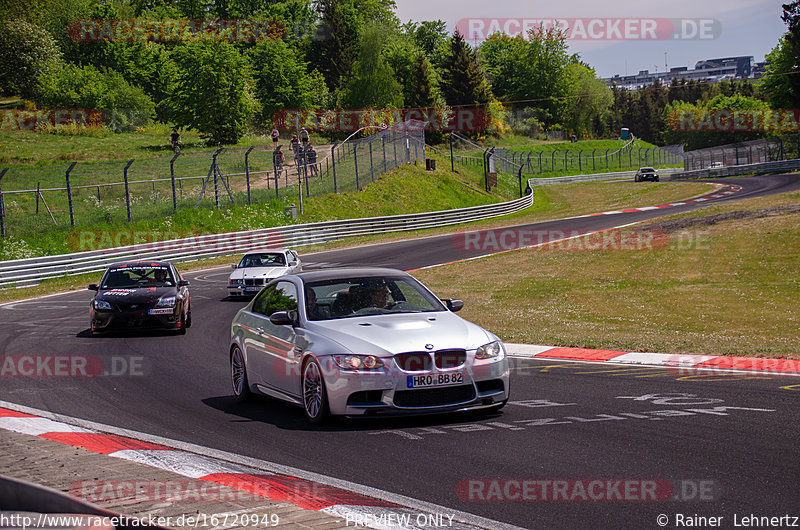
[101,266,175,289]
[304,276,447,321]
[238,253,286,268]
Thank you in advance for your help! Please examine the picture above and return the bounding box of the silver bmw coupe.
[229,268,510,423]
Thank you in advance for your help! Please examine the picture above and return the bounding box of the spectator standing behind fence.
[300,127,310,146]
[290,134,300,155]
[271,127,280,147]
[170,128,181,153]
[306,144,317,176]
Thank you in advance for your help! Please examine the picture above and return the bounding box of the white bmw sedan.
[227,249,302,297]
[229,268,510,423]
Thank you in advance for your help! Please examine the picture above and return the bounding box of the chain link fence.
[0,121,426,239]
[682,137,785,170]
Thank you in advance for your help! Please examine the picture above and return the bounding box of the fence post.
[382,136,387,172]
[629,146,632,167]
[243,146,254,205]
[0,168,7,238]
[605,149,609,169]
[123,159,134,222]
[564,150,568,171]
[518,166,523,198]
[449,133,455,172]
[331,143,338,194]
[36,182,40,214]
[212,149,221,208]
[369,141,374,182]
[592,149,596,171]
[551,150,556,172]
[538,151,542,173]
[170,152,179,211]
[578,150,582,171]
[392,132,397,167]
[65,162,77,227]
[353,141,360,189]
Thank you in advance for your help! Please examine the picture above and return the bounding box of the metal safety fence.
[493,142,683,176]
[0,121,426,240]
[682,137,785,170]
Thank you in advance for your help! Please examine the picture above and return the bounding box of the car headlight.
[475,340,504,360]
[93,299,112,311]
[333,355,384,370]
[229,279,243,285]
[155,296,177,308]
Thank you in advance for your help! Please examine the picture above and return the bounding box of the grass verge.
[0,179,714,304]
[414,190,800,359]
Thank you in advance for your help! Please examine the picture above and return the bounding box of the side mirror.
[269,310,298,326]
[88,284,98,291]
[289,261,297,267]
[231,264,238,269]
[444,299,464,312]
[178,280,189,287]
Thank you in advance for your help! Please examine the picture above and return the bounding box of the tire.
[185,307,192,328]
[634,176,639,182]
[177,311,187,335]
[302,358,329,424]
[231,345,252,402]
[655,177,660,182]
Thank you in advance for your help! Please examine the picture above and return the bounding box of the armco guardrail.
[0,187,534,288]
[527,167,684,186]
[670,159,800,180]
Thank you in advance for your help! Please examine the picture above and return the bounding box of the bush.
[0,20,62,98]
[34,63,155,131]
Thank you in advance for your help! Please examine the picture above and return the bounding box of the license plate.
[245,286,261,292]
[148,308,173,315]
[407,372,464,388]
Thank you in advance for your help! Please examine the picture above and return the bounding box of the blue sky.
[394,0,787,78]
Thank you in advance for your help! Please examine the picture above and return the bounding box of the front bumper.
[227,284,264,297]
[91,307,181,331]
[321,356,510,417]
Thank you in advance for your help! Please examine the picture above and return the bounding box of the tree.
[0,19,62,98]
[563,63,612,137]
[337,24,403,109]
[440,31,491,108]
[309,0,360,91]
[168,42,256,144]
[402,19,447,66]
[663,93,770,149]
[35,63,156,130]
[248,38,327,127]
[478,26,575,129]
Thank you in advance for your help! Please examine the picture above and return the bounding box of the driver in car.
[365,281,391,309]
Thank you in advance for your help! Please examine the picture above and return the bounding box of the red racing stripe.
[693,356,800,374]
[0,408,37,417]
[40,432,170,454]
[202,473,402,511]
[538,347,627,361]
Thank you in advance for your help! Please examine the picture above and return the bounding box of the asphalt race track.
[1,175,799,528]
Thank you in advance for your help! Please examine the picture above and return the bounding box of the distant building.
[605,56,760,90]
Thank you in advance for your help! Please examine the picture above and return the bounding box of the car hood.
[230,267,288,280]
[95,286,176,304]
[305,311,494,355]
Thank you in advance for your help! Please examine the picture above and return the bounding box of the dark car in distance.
[634,167,659,182]
[89,261,191,335]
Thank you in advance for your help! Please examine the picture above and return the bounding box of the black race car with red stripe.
[89,261,191,335]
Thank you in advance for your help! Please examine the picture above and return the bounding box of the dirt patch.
[639,205,800,233]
